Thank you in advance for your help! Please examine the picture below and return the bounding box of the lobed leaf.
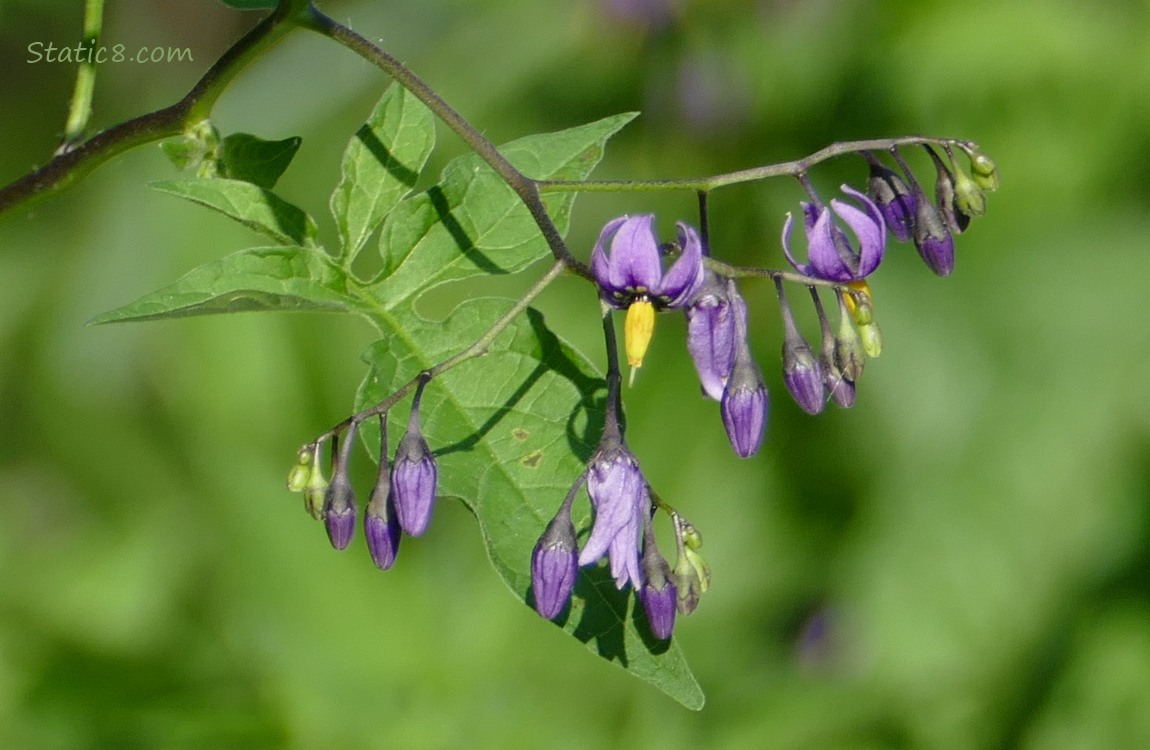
[369,112,637,308]
[330,84,436,262]
[89,246,357,323]
[355,298,704,710]
[150,179,319,247]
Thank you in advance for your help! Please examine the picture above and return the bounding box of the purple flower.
[577,439,649,591]
[391,414,438,537]
[531,501,579,620]
[591,215,704,310]
[684,270,745,401]
[783,185,886,282]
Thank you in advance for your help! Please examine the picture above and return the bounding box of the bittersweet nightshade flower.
[392,409,438,537]
[591,215,704,375]
[577,435,649,591]
[531,493,579,620]
[639,520,676,640]
[864,153,917,243]
[783,185,886,283]
[684,268,745,401]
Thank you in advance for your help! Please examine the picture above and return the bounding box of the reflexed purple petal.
[657,222,705,307]
[640,582,678,640]
[609,215,661,291]
[801,201,820,233]
[590,218,627,297]
[833,187,886,277]
[806,208,854,282]
[782,213,815,277]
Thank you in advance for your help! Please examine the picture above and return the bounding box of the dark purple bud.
[323,477,357,551]
[363,414,401,568]
[531,497,579,620]
[639,521,676,640]
[719,283,767,458]
[721,367,767,458]
[864,153,916,243]
[684,270,743,401]
[912,196,956,277]
[776,278,824,415]
[392,408,438,537]
[322,428,358,550]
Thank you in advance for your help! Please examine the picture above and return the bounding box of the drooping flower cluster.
[289,140,997,648]
[286,384,441,571]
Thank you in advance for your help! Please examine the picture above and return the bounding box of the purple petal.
[657,222,705,307]
[782,213,814,276]
[591,217,628,296]
[640,582,677,640]
[531,542,577,619]
[685,296,734,401]
[578,453,645,567]
[806,208,854,282]
[833,186,886,278]
[608,215,661,291]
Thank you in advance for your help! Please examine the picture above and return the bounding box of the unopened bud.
[952,165,986,218]
[969,150,999,192]
[859,320,882,358]
[287,447,314,493]
[303,454,328,521]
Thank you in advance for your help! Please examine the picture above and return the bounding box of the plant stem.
[297,4,590,279]
[59,0,105,150]
[537,136,977,194]
[315,259,568,442]
[0,2,296,217]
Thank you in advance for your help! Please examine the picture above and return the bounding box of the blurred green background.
[2,0,1150,747]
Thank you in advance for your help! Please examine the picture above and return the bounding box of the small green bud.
[952,165,986,218]
[969,150,999,192]
[859,320,883,358]
[684,547,711,594]
[303,457,328,521]
[286,447,315,493]
[834,301,865,382]
[680,520,704,551]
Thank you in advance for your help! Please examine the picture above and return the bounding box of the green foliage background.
[2,0,1149,747]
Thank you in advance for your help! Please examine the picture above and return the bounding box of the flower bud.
[391,417,438,537]
[672,546,711,616]
[864,154,917,242]
[323,476,357,551]
[911,194,956,277]
[303,451,328,521]
[834,293,865,383]
[287,447,314,493]
[364,414,400,569]
[858,320,882,358]
[721,366,767,458]
[639,532,677,640]
[322,427,359,551]
[531,500,579,620]
[969,150,999,192]
[952,163,986,218]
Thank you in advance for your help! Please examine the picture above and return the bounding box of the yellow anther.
[843,280,874,325]
[624,298,656,385]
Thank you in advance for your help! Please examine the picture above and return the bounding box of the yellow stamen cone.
[624,299,655,384]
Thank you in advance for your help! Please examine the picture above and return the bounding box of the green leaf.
[89,246,357,324]
[330,84,436,262]
[219,133,303,190]
[150,179,319,247]
[356,298,704,709]
[369,112,637,308]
